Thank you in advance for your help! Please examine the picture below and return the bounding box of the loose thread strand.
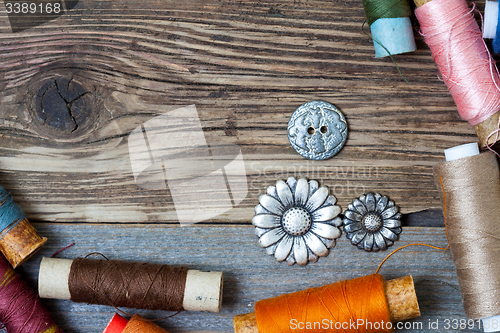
[51,243,75,258]
[362,21,411,85]
[375,177,450,274]
[486,118,500,157]
[85,252,109,260]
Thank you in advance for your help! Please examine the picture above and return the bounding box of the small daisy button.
[343,193,402,252]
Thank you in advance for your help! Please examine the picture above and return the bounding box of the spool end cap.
[444,143,479,161]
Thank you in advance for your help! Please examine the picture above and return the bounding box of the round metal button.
[287,101,348,160]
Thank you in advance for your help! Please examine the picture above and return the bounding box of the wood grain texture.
[0,0,480,223]
[0,1,490,332]
[15,223,477,333]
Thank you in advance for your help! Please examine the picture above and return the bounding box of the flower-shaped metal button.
[343,193,402,252]
[252,177,342,266]
[287,101,348,160]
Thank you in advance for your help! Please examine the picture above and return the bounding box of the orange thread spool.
[255,274,392,333]
[124,315,170,333]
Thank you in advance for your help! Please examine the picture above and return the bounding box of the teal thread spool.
[363,0,417,57]
[0,185,46,268]
[0,187,26,235]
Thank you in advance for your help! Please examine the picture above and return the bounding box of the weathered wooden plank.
[0,0,479,222]
[15,223,478,333]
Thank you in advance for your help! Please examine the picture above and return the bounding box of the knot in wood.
[34,78,92,136]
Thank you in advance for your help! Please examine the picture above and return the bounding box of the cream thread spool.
[435,143,500,332]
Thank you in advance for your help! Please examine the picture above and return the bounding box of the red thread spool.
[0,254,63,333]
[103,314,128,333]
[103,314,170,333]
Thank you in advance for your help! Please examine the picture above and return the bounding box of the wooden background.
[0,0,488,332]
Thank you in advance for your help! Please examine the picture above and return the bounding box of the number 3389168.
[5,2,61,14]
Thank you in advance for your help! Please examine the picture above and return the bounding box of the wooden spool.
[0,218,46,269]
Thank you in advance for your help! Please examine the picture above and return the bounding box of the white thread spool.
[483,0,498,39]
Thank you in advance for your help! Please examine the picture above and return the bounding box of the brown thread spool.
[233,275,420,333]
[38,257,223,313]
[0,185,46,268]
[434,144,500,323]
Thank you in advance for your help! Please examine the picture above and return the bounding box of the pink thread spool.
[414,0,500,148]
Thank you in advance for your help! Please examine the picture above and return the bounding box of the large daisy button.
[252,177,342,266]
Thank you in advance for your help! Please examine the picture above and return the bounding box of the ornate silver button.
[287,101,348,160]
[343,193,402,252]
[252,177,342,266]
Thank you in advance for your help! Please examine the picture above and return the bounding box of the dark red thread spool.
[0,255,63,333]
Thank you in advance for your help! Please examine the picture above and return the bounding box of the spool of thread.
[483,0,500,55]
[0,185,47,268]
[233,274,421,333]
[0,254,63,333]
[103,314,169,333]
[483,0,498,39]
[363,0,417,57]
[38,257,223,313]
[434,143,500,332]
[414,0,500,148]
